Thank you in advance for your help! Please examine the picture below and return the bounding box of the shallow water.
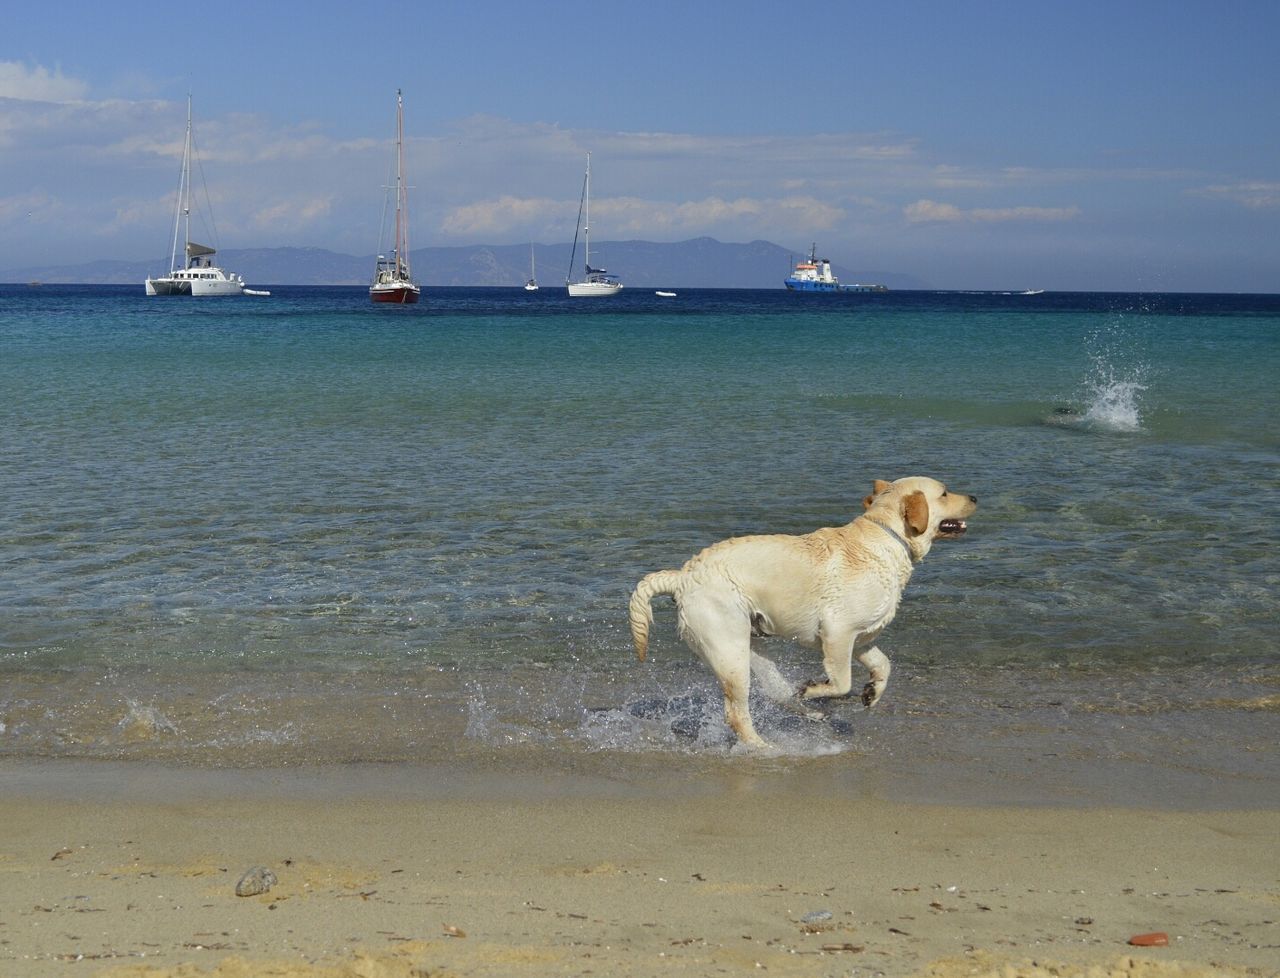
[1,285,1276,804]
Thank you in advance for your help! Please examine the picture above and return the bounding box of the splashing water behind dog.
[1079,359,1147,432]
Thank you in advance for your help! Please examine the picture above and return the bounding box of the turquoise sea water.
[2,285,1277,804]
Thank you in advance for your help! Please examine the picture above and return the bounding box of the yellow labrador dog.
[629,477,977,748]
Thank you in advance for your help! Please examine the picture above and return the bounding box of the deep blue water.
[1,285,1277,787]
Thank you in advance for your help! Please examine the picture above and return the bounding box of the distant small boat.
[566,152,622,297]
[656,291,676,298]
[370,89,421,305]
[524,244,539,291]
[784,243,886,293]
[145,96,263,297]
[1021,289,1045,295]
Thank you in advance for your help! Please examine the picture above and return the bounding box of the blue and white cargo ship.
[784,244,886,292]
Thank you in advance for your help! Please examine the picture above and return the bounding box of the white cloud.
[930,165,993,190]
[1189,182,1280,210]
[441,195,562,235]
[905,199,1081,224]
[440,193,844,242]
[904,200,966,223]
[107,195,170,231]
[0,61,88,101]
[250,196,334,231]
[0,189,59,222]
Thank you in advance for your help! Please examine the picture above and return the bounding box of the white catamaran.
[566,152,621,297]
[145,96,264,297]
[370,89,421,304]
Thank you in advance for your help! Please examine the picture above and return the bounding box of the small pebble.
[235,866,277,897]
[800,910,833,924]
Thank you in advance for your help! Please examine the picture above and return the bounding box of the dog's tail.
[629,569,685,662]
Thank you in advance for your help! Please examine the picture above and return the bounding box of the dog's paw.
[803,680,858,702]
[861,681,884,708]
[730,737,778,755]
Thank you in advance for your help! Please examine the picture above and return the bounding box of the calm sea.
[2,285,1277,805]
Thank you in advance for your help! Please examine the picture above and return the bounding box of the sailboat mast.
[583,152,591,275]
[183,97,193,270]
[565,155,588,285]
[394,89,408,277]
[169,95,193,275]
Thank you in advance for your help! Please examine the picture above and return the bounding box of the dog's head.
[863,477,978,549]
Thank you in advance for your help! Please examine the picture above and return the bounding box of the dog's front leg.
[800,629,855,701]
[858,646,892,707]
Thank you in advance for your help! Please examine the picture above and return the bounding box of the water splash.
[1049,328,1150,433]
[116,700,178,741]
[1079,362,1146,432]
[463,681,550,745]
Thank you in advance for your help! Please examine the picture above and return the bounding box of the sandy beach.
[2,756,1275,978]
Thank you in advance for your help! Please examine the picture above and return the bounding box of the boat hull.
[784,279,885,293]
[370,283,421,304]
[191,275,246,296]
[146,268,247,296]
[145,277,191,296]
[567,281,623,297]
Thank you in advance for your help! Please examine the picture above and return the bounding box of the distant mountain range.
[3,237,927,290]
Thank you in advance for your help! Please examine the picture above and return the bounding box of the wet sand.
[1,757,1276,977]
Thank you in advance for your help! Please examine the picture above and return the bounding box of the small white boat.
[656,291,676,298]
[370,90,421,305]
[566,152,622,297]
[524,243,539,291]
[145,96,263,297]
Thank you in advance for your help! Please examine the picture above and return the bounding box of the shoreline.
[2,758,1276,977]
[4,649,1277,815]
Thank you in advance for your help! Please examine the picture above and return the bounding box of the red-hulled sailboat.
[370,89,421,304]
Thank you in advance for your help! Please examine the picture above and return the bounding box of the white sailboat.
[566,152,622,297]
[524,243,539,291]
[370,89,421,304]
[145,96,263,297]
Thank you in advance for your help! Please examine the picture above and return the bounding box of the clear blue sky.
[3,0,1277,290]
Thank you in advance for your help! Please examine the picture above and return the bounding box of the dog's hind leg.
[720,659,768,747]
[858,646,892,707]
[679,589,768,748]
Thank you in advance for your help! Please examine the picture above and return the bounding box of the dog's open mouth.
[938,519,968,537]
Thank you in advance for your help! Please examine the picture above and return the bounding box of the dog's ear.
[903,491,930,535]
[865,479,892,510]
